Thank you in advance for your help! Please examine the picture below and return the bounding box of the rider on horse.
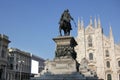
[59,9,73,36]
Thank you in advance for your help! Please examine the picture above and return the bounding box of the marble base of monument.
[30,36,98,80]
[46,58,77,74]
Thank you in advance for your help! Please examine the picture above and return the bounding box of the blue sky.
[0,0,120,59]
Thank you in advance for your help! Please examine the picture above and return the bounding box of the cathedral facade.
[75,17,120,80]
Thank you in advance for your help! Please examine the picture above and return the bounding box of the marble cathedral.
[75,17,120,80]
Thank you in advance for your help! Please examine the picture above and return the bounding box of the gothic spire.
[81,17,84,28]
[98,16,101,28]
[109,25,113,39]
[78,17,81,30]
[94,17,97,28]
[90,16,92,26]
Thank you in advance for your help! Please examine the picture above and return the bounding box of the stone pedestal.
[43,36,79,75]
[45,58,77,74]
[31,36,98,80]
[53,36,77,60]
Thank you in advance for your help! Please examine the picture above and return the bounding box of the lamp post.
[18,60,24,80]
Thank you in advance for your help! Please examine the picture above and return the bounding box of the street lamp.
[18,60,24,80]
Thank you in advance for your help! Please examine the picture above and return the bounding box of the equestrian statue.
[59,9,76,36]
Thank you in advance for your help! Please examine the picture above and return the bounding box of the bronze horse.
[59,21,72,36]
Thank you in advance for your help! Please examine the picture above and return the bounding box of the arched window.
[89,53,93,60]
[10,64,13,70]
[118,61,120,67]
[88,35,92,47]
[106,61,110,68]
[105,50,109,57]
[107,74,112,80]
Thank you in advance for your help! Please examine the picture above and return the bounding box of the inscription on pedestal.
[56,63,67,69]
